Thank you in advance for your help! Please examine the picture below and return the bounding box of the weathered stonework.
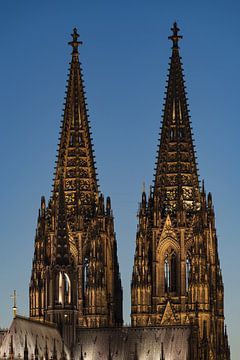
[0,23,229,360]
[131,23,230,359]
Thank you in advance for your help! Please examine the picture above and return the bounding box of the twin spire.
[58,23,199,219]
[154,21,200,215]
[54,27,98,229]
[28,22,230,357]
[54,20,200,270]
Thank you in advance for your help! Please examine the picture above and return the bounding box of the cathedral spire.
[30,27,123,333]
[154,22,200,215]
[54,28,98,229]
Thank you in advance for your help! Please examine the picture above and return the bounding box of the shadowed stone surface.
[74,326,190,359]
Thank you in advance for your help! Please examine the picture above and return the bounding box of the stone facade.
[0,24,230,360]
[131,23,230,359]
[29,29,123,341]
[0,317,194,360]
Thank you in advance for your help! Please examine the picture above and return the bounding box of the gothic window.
[170,128,174,140]
[164,249,177,293]
[57,271,71,305]
[58,272,63,304]
[164,254,170,292]
[179,128,184,139]
[64,273,71,304]
[69,134,74,146]
[170,253,177,292]
[84,257,89,289]
[186,256,191,291]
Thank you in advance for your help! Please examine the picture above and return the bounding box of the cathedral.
[0,23,231,359]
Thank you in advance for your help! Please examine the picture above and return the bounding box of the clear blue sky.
[0,1,239,358]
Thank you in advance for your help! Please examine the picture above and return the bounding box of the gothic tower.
[131,23,230,359]
[29,29,123,336]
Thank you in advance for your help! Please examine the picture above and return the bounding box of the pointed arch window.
[186,255,191,291]
[170,253,177,292]
[164,249,178,293]
[58,272,63,304]
[170,127,175,140]
[69,134,74,146]
[84,257,89,289]
[78,134,82,145]
[57,271,71,305]
[64,273,71,304]
[164,254,170,292]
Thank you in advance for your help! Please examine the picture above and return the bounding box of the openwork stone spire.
[154,22,200,214]
[30,28,123,333]
[131,23,230,360]
[54,28,98,227]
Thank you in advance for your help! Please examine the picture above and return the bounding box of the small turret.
[207,192,212,209]
[41,196,46,214]
[207,192,215,227]
[106,196,111,216]
[201,180,207,209]
[97,193,105,215]
[142,189,147,208]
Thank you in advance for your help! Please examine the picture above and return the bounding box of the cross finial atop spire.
[68,28,82,55]
[168,22,182,49]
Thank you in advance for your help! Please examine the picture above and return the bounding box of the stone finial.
[168,22,183,49]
